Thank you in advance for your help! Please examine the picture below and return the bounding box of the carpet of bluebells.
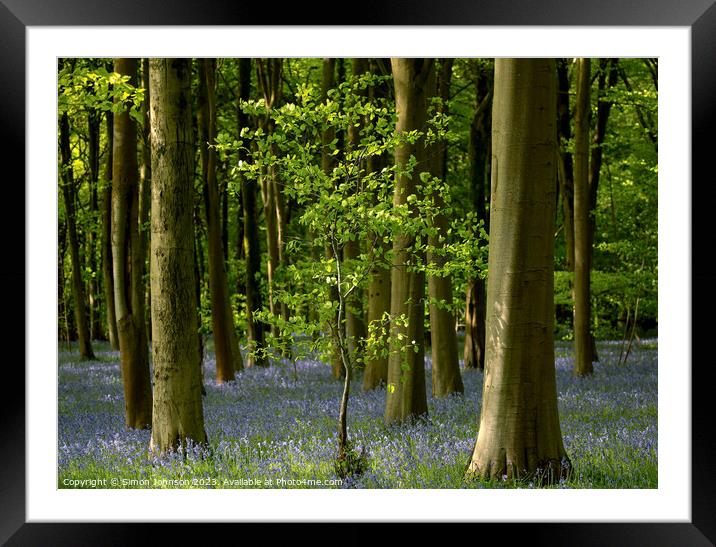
[58,338,657,489]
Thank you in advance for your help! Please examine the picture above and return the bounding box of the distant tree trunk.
[59,112,94,360]
[111,58,152,429]
[256,59,284,341]
[237,59,267,368]
[363,59,392,390]
[384,58,432,424]
[87,109,101,340]
[573,58,595,377]
[198,58,243,382]
[139,58,153,344]
[587,59,619,263]
[101,111,119,350]
[428,59,464,397]
[320,57,345,380]
[58,218,69,343]
[344,58,369,365]
[466,58,570,482]
[463,60,492,371]
[463,278,486,370]
[556,59,575,272]
[149,58,207,454]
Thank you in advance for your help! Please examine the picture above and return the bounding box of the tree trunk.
[237,58,267,368]
[139,58,153,344]
[428,59,463,397]
[149,58,207,453]
[198,58,243,382]
[463,277,486,370]
[256,59,285,342]
[111,58,152,429]
[344,58,369,365]
[573,58,595,377]
[463,60,491,371]
[556,59,575,272]
[466,58,570,483]
[362,60,392,390]
[384,58,432,424]
[320,57,345,380]
[59,112,95,360]
[58,218,69,343]
[87,109,101,340]
[101,111,119,349]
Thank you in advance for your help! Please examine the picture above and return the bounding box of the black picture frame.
[3,1,714,544]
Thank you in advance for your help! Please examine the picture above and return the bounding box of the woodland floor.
[58,338,657,489]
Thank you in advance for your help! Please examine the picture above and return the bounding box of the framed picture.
[4,0,713,544]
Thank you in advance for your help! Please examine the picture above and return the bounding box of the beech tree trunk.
[556,59,576,272]
[198,58,243,382]
[321,57,345,380]
[149,58,207,453]
[343,58,369,365]
[101,111,119,349]
[428,59,463,397]
[111,58,152,429]
[362,60,392,390]
[466,58,570,482]
[573,58,595,377]
[238,58,267,367]
[256,59,285,342]
[464,60,491,371]
[384,58,432,424]
[59,112,94,360]
[87,110,101,340]
[139,59,153,344]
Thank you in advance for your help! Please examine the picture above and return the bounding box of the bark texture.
[111,58,152,429]
[384,58,432,424]
[466,59,570,482]
[149,58,206,453]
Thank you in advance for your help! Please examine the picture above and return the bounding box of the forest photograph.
[57,56,658,490]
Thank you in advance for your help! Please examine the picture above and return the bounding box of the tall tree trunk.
[111,58,152,429]
[237,58,267,368]
[466,58,570,483]
[59,112,94,360]
[320,57,345,380]
[58,218,69,343]
[587,59,619,263]
[362,58,392,390]
[344,58,369,365]
[428,59,463,397]
[87,109,101,340]
[256,59,284,342]
[384,58,432,424]
[463,60,492,371]
[149,58,207,453]
[101,111,119,349]
[573,58,595,377]
[139,58,153,344]
[556,59,575,272]
[198,58,243,382]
